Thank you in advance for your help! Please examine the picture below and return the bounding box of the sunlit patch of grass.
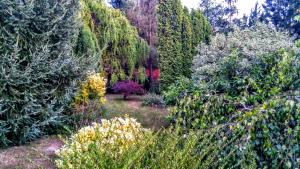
[103,94,169,129]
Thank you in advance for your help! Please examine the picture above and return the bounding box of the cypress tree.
[191,9,212,55]
[158,0,173,90]
[181,7,193,78]
[158,0,183,90]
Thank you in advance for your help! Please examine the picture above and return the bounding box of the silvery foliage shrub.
[192,23,294,83]
[0,0,96,147]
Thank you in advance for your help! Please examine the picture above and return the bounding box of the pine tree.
[181,7,193,77]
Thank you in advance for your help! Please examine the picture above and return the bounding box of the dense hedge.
[0,0,96,147]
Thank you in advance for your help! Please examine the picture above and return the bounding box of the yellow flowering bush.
[55,116,147,169]
[75,73,106,104]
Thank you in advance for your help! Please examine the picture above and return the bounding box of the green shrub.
[142,94,166,107]
[169,33,300,167]
[172,47,299,129]
[0,0,95,147]
[193,23,293,83]
[163,77,196,105]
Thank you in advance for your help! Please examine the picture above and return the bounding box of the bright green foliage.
[163,77,196,105]
[0,0,95,147]
[78,0,149,86]
[190,9,212,54]
[174,49,299,128]
[169,44,300,166]
[157,0,183,90]
[181,7,193,78]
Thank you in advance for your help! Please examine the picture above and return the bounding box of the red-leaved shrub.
[112,80,145,99]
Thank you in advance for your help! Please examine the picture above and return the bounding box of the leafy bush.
[56,95,299,168]
[75,73,106,105]
[0,0,95,147]
[112,80,145,99]
[163,77,196,105]
[193,23,294,83]
[169,27,300,166]
[55,116,147,168]
[142,94,166,107]
[173,48,300,128]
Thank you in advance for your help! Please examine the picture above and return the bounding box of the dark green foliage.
[0,0,95,147]
[261,0,300,38]
[163,77,196,105]
[190,9,211,54]
[158,1,211,90]
[157,0,183,90]
[181,7,193,78]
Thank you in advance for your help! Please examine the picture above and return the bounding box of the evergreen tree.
[261,0,300,38]
[0,0,95,147]
[248,2,262,27]
[190,9,212,54]
[199,0,237,33]
[181,7,193,77]
[157,0,183,90]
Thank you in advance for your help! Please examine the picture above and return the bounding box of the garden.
[0,0,299,168]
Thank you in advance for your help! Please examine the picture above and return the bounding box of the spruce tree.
[0,0,95,147]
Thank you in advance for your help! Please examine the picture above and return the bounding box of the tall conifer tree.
[158,0,183,90]
[191,9,212,54]
[181,7,193,77]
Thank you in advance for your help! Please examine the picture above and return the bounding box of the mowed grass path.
[104,94,169,130]
[0,94,169,169]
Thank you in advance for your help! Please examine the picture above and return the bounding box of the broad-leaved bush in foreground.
[55,116,147,168]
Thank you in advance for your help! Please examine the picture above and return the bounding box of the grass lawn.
[0,94,169,169]
[104,94,169,130]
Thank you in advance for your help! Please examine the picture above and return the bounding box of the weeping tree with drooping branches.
[77,0,149,87]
